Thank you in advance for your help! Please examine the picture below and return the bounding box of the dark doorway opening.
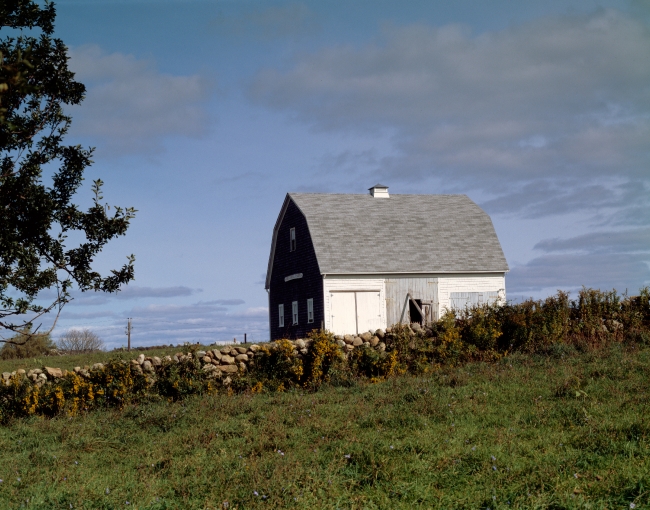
[409,298,423,324]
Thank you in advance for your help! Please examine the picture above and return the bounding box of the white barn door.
[330,292,357,335]
[355,291,382,334]
[330,291,382,335]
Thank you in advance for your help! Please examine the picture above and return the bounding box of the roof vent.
[368,184,389,198]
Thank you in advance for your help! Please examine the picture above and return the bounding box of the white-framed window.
[292,301,298,325]
[290,227,296,251]
[278,304,284,328]
[307,298,314,323]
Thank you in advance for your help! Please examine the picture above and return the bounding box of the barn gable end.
[267,197,323,340]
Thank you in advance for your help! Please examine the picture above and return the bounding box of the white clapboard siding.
[438,274,506,314]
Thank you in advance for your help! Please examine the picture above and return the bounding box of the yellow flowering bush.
[302,330,345,389]
[252,339,304,390]
[0,355,215,421]
[348,345,402,379]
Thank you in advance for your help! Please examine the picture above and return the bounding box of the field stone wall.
[0,329,391,388]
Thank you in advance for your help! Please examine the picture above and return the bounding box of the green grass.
[1,344,649,509]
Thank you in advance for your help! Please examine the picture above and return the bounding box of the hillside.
[0,344,648,509]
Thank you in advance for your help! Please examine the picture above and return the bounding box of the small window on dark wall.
[292,301,298,325]
[290,228,296,251]
[307,298,314,323]
[278,304,284,328]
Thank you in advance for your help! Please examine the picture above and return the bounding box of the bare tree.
[58,329,104,353]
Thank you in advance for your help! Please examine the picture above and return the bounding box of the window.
[307,298,314,323]
[290,228,296,251]
[292,301,298,325]
[278,304,284,328]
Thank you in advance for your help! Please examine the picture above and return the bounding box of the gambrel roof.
[266,192,508,288]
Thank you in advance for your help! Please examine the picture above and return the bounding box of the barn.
[265,185,509,340]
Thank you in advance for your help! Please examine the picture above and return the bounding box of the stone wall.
[0,328,393,387]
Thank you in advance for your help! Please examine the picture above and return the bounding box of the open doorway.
[409,298,423,324]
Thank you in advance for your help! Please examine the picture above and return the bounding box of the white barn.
[265,185,509,339]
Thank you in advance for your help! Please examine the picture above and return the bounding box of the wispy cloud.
[480,179,650,220]
[197,299,246,306]
[68,45,212,154]
[56,297,263,348]
[250,10,650,204]
[211,3,318,40]
[508,226,650,293]
[96,303,267,348]
[534,227,650,254]
[115,286,199,300]
[67,286,201,306]
[507,253,650,294]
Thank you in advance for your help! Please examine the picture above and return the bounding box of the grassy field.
[0,343,648,509]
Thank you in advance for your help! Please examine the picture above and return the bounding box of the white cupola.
[368,184,389,198]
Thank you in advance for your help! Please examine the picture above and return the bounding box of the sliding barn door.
[330,290,382,335]
[330,292,357,335]
[355,291,382,334]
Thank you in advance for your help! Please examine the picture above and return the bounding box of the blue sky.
[22,0,650,348]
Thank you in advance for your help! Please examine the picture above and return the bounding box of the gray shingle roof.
[288,192,509,274]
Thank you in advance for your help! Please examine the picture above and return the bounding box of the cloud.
[60,310,118,320]
[198,299,246,306]
[212,3,318,40]
[67,295,110,307]
[231,306,267,318]
[480,179,650,219]
[67,286,201,305]
[115,286,199,300]
[68,45,212,154]
[250,10,650,204]
[534,227,650,254]
[130,303,229,318]
[55,297,268,349]
[109,302,267,348]
[508,226,650,293]
[507,253,650,294]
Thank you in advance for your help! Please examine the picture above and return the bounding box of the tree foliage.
[0,326,54,359]
[0,0,136,341]
[57,328,104,353]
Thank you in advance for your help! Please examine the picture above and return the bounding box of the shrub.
[428,312,469,365]
[302,330,345,389]
[0,328,55,359]
[348,346,399,379]
[251,339,304,390]
[457,305,502,351]
[0,356,212,422]
[154,357,213,400]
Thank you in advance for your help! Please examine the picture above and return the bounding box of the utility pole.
[126,318,132,351]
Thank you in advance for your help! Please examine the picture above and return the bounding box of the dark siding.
[269,200,323,340]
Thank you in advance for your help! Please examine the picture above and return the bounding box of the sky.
[15,0,650,348]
